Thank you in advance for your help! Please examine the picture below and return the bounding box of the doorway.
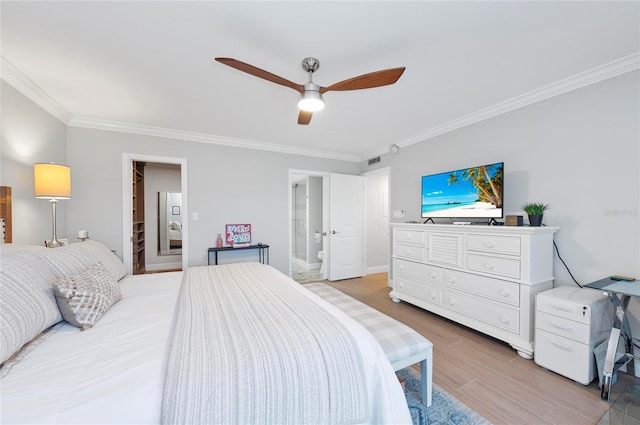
[122,154,188,275]
[290,173,325,283]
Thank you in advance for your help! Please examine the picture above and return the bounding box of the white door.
[328,173,365,281]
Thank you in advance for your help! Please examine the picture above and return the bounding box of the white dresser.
[389,223,559,359]
[534,287,613,384]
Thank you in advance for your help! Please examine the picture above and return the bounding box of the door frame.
[122,153,188,274]
[288,169,329,279]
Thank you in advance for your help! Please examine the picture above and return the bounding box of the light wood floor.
[322,273,638,425]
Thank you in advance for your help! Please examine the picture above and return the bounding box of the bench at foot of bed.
[304,282,433,407]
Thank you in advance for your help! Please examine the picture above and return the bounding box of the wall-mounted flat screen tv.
[421,162,504,219]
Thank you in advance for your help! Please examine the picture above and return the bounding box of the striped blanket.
[162,263,369,424]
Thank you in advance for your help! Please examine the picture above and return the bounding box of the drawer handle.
[550,340,573,352]
[398,282,404,288]
[398,265,405,271]
[499,289,510,298]
[484,262,495,270]
[429,293,436,300]
[429,272,437,279]
[405,250,412,256]
[448,299,456,306]
[550,322,574,333]
[500,315,510,324]
[550,303,574,313]
[484,241,494,248]
[448,277,456,284]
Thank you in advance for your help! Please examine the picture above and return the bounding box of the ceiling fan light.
[298,91,325,112]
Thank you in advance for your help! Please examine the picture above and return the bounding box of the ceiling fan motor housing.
[301,57,320,73]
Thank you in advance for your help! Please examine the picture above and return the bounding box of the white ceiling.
[2,1,639,161]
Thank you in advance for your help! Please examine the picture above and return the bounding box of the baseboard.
[146,262,182,271]
[367,265,389,275]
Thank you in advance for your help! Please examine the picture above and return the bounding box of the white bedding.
[1,266,411,425]
[0,272,182,425]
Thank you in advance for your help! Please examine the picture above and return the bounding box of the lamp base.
[45,238,67,248]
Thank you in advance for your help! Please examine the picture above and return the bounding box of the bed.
[0,241,411,424]
[168,221,182,248]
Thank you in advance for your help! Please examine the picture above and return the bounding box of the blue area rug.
[397,367,493,425]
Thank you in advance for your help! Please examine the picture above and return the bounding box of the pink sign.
[225,224,251,245]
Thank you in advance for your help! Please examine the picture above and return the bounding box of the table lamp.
[34,163,71,248]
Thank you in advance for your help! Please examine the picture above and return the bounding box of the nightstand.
[534,286,613,385]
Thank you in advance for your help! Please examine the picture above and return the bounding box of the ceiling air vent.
[368,156,381,166]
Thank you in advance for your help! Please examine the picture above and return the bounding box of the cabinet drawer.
[394,229,426,246]
[444,270,519,307]
[444,290,520,334]
[467,234,521,256]
[466,253,520,279]
[395,259,442,285]
[534,328,594,385]
[395,275,443,306]
[395,243,427,262]
[536,311,590,344]
[536,294,593,324]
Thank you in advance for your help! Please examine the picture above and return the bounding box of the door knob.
[331,230,338,234]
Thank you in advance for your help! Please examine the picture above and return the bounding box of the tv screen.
[421,162,503,219]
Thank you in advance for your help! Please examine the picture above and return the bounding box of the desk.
[207,244,270,266]
[586,277,639,401]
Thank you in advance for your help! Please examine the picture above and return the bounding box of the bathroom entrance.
[291,174,324,283]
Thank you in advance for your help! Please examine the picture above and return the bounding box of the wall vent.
[367,156,381,166]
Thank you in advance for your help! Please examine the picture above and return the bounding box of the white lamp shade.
[297,90,325,112]
[34,163,71,199]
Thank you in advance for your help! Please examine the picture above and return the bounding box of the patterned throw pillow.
[53,262,123,330]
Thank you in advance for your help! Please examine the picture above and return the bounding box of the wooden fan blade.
[320,67,405,93]
[215,58,304,93]
[298,110,313,125]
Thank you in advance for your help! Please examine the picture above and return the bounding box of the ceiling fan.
[215,57,405,125]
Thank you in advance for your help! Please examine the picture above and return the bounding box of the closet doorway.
[122,154,188,275]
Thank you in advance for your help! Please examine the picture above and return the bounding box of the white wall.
[65,127,359,273]
[364,70,640,330]
[1,81,68,245]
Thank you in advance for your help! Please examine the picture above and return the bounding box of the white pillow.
[0,251,63,364]
[36,240,127,281]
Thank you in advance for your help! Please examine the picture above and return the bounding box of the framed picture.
[225,224,251,246]
[172,206,180,215]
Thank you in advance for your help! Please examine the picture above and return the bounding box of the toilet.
[317,250,325,274]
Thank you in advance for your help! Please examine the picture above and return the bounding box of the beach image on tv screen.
[421,162,503,218]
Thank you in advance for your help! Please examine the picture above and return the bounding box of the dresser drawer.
[536,292,593,324]
[394,229,426,246]
[395,259,442,285]
[467,234,521,256]
[395,275,443,306]
[536,311,590,344]
[466,253,520,279]
[444,269,519,306]
[395,243,427,262]
[444,290,520,334]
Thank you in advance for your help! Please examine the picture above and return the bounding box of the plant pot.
[528,214,543,226]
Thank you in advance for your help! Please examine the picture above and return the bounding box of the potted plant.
[522,202,548,226]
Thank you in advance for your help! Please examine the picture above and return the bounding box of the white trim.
[145,262,182,272]
[367,265,389,275]
[0,56,73,124]
[122,153,188,275]
[70,116,361,162]
[362,52,640,159]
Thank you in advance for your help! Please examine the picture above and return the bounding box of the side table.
[585,277,640,401]
[207,244,270,266]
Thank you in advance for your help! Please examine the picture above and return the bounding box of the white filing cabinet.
[535,286,613,385]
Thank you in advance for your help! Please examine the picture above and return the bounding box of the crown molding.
[68,116,362,162]
[0,56,73,124]
[363,52,640,160]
